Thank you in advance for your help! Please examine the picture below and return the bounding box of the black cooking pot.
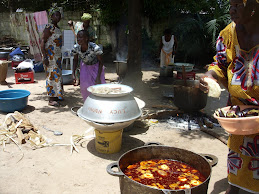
[173,80,207,112]
[0,52,11,59]
[107,143,217,194]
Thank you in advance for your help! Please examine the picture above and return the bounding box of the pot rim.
[115,144,213,192]
[77,107,142,124]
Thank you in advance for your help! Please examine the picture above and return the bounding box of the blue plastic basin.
[0,89,30,113]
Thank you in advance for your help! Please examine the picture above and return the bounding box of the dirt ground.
[0,61,237,194]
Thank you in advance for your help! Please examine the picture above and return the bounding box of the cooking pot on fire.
[114,60,127,79]
[173,80,207,112]
[77,94,142,131]
[107,143,218,194]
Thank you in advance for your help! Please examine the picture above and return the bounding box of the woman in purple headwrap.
[72,30,106,101]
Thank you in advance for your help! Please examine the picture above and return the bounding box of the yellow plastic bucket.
[95,129,123,154]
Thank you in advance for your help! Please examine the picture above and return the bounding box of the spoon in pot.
[43,126,63,136]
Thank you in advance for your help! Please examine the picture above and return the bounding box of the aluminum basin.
[77,94,142,123]
[78,117,136,131]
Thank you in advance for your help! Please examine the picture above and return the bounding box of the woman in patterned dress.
[72,30,105,101]
[41,5,63,107]
[200,0,259,193]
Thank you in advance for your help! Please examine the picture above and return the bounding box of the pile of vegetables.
[215,105,259,118]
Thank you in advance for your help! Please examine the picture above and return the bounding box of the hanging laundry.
[34,11,48,33]
[25,13,42,62]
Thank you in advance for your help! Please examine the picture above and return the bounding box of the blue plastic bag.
[33,62,44,73]
[9,48,24,58]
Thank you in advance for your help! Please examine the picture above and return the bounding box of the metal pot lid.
[77,94,142,123]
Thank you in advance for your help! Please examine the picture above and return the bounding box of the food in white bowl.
[90,86,123,94]
[87,83,133,97]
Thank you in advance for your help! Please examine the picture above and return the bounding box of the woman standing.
[72,30,105,101]
[68,13,97,86]
[68,13,97,42]
[159,28,177,67]
[200,0,259,193]
[41,5,63,107]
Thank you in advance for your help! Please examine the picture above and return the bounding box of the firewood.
[16,128,26,144]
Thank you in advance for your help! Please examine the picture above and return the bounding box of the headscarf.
[48,3,63,18]
[81,13,92,21]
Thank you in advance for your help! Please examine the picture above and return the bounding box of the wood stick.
[16,128,26,144]
[198,118,227,145]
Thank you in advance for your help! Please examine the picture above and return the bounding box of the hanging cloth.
[34,11,48,33]
[25,13,42,62]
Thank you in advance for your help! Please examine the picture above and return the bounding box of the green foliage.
[205,0,231,48]
[94,0,127,25]
[174,14,210,64]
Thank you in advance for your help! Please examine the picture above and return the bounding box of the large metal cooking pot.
[107,144,217,194]
[173,80,207,112]
[114,60,127,79]
[77,94,141,124]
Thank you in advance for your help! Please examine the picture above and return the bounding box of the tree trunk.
[124,0,143,87]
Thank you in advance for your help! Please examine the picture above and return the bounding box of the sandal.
[48,101,60,107]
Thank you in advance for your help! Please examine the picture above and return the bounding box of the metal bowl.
[62,70,73,85]
[78,118,135,131]
[77,94,142,124]
[114,60,127,78]
[173,63,194,72]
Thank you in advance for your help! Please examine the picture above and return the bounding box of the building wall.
[0,11,167,50]
[0,11,112,46]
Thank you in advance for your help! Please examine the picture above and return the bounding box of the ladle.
[43,126,63,136]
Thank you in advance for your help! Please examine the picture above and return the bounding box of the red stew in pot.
[123,159,206,190]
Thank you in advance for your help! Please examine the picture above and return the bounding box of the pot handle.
[106,162,124,177]
[162,189,191,194]
[200,154,218,167]
[144,142,162,146]
[71,106,80,116]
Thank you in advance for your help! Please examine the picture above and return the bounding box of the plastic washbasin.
[0,89,30,113]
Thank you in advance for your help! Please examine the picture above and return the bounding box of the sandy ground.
[0,62,236,194]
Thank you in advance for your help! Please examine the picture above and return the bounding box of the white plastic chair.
[61,47,74,70]
[61,30,75,70]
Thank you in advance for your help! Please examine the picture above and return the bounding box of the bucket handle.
[106,162,124,177]
[199,153,218,167]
